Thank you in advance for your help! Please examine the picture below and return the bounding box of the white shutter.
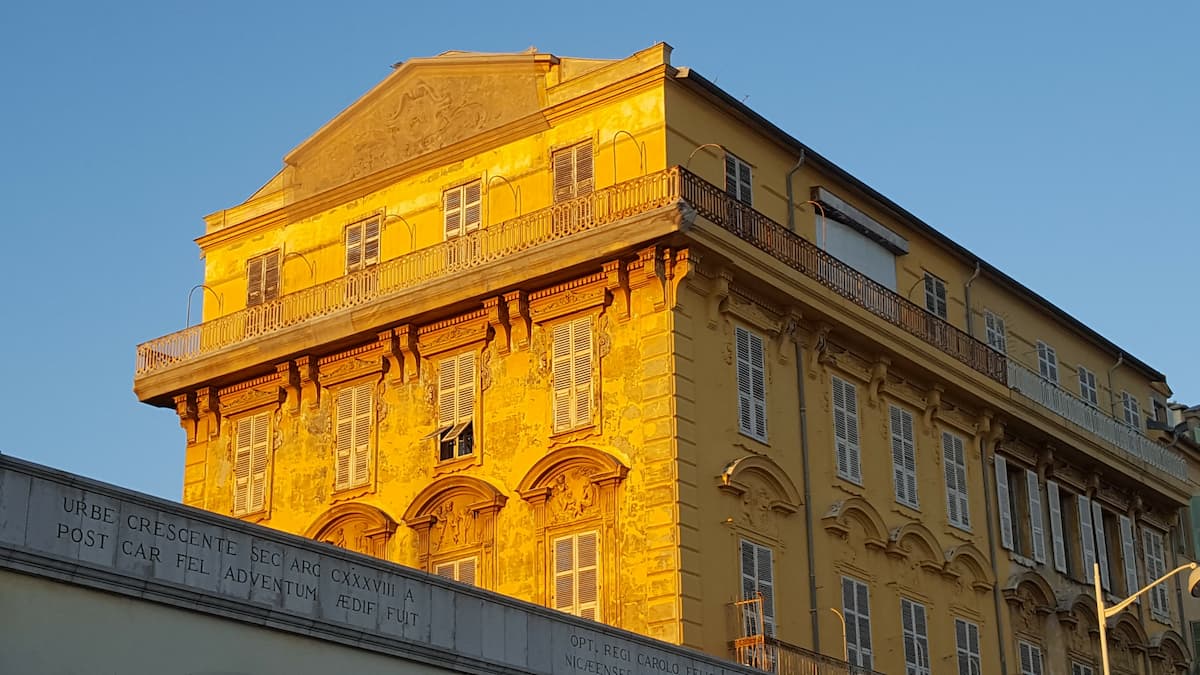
[985,311,1007,353]
[552,322,573,431]
[362,218,381,266]
[1027,470,1046,563]
[438,358,457,428]
[1092,501,1110,591]
[351,382,372,486]
[1119,515,1139,596]
[435,557,477,586]
[1144,528,1169,616]
[345,223,363,271]
[334,388,354,490]
[553,317,594,432]
[739,540,776,637]
[842,577,872,670]
[463,182,482,233]
[955,619,981,675]
[736,327,767,441]
[995,455,1013,550]
[1079,496,1096,583]
[248,412,270,512]
[944,432,970,529]
[890,406,918,508]
[901,599,930,675]
[444,187,463,238]
[736,327,753,436]
[1047,481,1067,573]
[833,377,860,482]
[1019,642,1043,675]
[233,416,252,514]
[554,531,599,620]
[455,353,475,428]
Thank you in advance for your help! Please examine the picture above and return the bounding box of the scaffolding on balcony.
[732,596,876,675]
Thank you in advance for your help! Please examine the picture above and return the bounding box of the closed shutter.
[1019,642,1043,675]
[554,148,576,203]
[1047,481,1068,573]
[842,577,872,670]
[955,619,981,675]
[944,432,970,529]
[985,311,1007,353]
[246,253,280,306]
[246,256,263,307]
[262,252,280,301]
[739,540,775,637]
[574,144,594,198]
[233,416,253,514]
[890,406,918,508]
[362,218,381,266]
[248,412,270,513]
[1119,515,1139,596]
[435,558,477,586]
[438,357,457,429]
[553,531,600,620]
[833,376,861,482]
[1079,496,1097,582]
[552,317,594,432]
[1145,528,1169,616]
[1092,501,1110,591]
[901,599,930,675]
[1027,470,1046,563]
[924,275,947,319]
[351,382,372,486]
[334,387,354,490]
[444,183,482,239]
[995,455,1014,550]
[735,327,767,441]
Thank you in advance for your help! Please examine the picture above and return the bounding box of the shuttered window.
[1122,392,1142,429]
[736,327,767,442]
[725,153,753,205]
[233,411,271,515]
[553,531,599,620]
[1078,368,1099,406]
[1093,502,1111,591]
[246,251,281,307]
[344,218,381,272]
[334,382,372,490]
[552,317,594,432]
[442,181,483,239]
[984,310,1007,354]
[1047,481,1068,573]
[890,406,918,508]
[1018,642,1044,675]
[1037,341,1059,384]
[943,432,970,529]
[434,557,477,587]
[842,577,872,671]
[1072,663,1094,675]
[955,619,982,675]
[924,273,948,319]
[832,377,861,483]
[553,143,595,203]
[436,352,476,461]
[1119,515,1139,596]
[1144,527,1170,618]
[1079,496,1097,583]
[1027,470,1046,563]
[995,455,1014,550]
[901,599,931,675]
[739,540,775,637]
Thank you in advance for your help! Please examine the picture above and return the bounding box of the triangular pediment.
[283,53,562,199]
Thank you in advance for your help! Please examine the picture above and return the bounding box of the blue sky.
[0,1,1195,499]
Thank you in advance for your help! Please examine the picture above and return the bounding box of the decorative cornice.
[218,373,284,415]
[529,272,610,323]
[317,341,385,387]
[417,309,491,357]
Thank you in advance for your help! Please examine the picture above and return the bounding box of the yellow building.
[133,44,1198,675]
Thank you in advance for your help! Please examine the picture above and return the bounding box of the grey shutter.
[1092,501,1110,591]
[1027,469,1046,563]
[891,406,917,507]
[995,455,1014,550]
[1047,481,1067,573]
[1080,496,1096,582]
[1119,515,1138,595]
[736,327,753,436]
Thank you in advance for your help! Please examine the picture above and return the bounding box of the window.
[996,455,1015,550]
[246,250,280,307]
[740,540,775,637]
[233,411,270,515]
[1118,515,1140,597]
[1122,392,1141,429]
[334,382,372,490]
[995,455,1031,554]
[725,153,752,205]
[943,432,970,530]
[1072,663,1094,675]
[1092,501,1111,591]
[1078,367,1099,407]
[436,352,476,461]
[1018,641,1043,675]
[984,310,1007,353]
[1027,470,1046,564]
[553,142,595,203]
[736,327,767,442]
[552,317,595,432]
[842,577,872,671]
[924,273,948,319]
[344,218,381,272]
[1047,481,1069,574]
[832,376,861,483]
[1037,342,1059,384]
[955,619,982,675]
[901,599,931,675]
[890,406,918,508]
[443,181,482,239]
[1144,527,1170,619]
[434,557,477,586]
[1079,495,1098,584]
[553,531,599,620]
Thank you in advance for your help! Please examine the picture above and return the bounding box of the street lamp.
[1094,561,1200,675]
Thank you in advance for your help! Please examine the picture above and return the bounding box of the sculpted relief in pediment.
[292,69,543,198]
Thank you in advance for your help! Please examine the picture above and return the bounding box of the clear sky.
[0,1,1196,499]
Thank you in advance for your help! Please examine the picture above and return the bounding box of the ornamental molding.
[317,341,385,387]
[417,309,491,357]
[218,372,285,415]
[529,272,610,323]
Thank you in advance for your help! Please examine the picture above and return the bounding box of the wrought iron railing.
[1007,361,1186,476]
[732,597,878,675]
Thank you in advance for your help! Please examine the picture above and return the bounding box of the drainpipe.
[795,332,820,653]
[964,262,981,338]
[979,415,1009,675]
[1107,353,1125,419]
[785,150,807,233]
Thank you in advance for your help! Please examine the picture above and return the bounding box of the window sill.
[331,483,374,503]
[891,502,921,519]
[737,430,769,446]
[434,452,481,476]
[235,509,270,524]
[945,525,974,543]
[549,424,599,447]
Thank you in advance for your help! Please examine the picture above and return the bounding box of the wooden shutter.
[842,577,872,670]
[553,322,573,431]
[725,155,739,198]
[738,540,775,637]
[553,147,576,203]
[458,557,477,586]
[890,406,917,507]
[1019,642,1043,675]
[435,562,455,579]
[944,432,969,528]
[345,223,363,271]
[262,252,280,301]
[1027,469,1046,563]
[735,327,766,441]
[351,382,372,486]
[552,318,593,432]
[246,256,264,307]
[574,144,594,197]
[1119,515,1139,595]
[334,388,354,490]
[832,377,861,482]
[1092,501,1110,590]
[1079,496,1097,582]
[553,531,599,620]
[985,311,1006,353]
[444,187,463,238]
[438,358,457,428]
[1047,481,1068,573]
[463,182,482,233]
[995,455,1014,549]
[362,218,380,266]
[233,416,253,514]
[249,412,270,512]
[455,353,475,427]
[1145,528,1168,615]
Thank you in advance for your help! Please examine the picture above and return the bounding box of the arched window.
[402,476,507,588]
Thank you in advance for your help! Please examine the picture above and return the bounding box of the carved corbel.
[976,409,1003,453]
[1036,444,1055,480]
[627,245,667,310]
[868,356,891,406]
[923,384,944,431]
[174,392,198,444]
[707,268,731,329]
[1129,493,1145,520]
[394,325,419,383]
[667,248,695,310]
[378,330,401,385]
[602,259,631,323]
[483,297,512,355]
[276,361,300,413]
[503,290,531,350]
[196,386,220,438]
[295,356,319,409]
[807,322,833,378]
[774,308,803,364]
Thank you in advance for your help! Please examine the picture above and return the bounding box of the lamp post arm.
[1104,562,1196,617]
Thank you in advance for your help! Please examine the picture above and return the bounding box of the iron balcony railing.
[136,166,1003,385]
[732,596,878,675]
[1007,361,1186,477]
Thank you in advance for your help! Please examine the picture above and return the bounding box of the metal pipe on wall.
[785,150,806,232]
[794,328,820,653]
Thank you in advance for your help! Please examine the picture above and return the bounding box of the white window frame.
[924,273,948,319]
[436,352,476,461]
[1144,527,1170,619]
[943,431,970,530]
[955,619,982,675]
[984,310,1007,354]
[552,530,600,620]
[890,406,918,509]
[1122,391,1142,429]
[1018,641,1044,675]
[434,556,477,586]
[1078,367,1099,407]
[334,381,372,491]
[233,411,271,516]
[1072,662,1095,675]
[735,327,767,442]
[740,540,776,638]
[725,153,753,205]
[344,217,381,272]
[901,598,931,675]
[1037,341,1059,384]
[552,316,595,432]
[443,181,483,239]
[832,376,861,484]
[842,577,872,671]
